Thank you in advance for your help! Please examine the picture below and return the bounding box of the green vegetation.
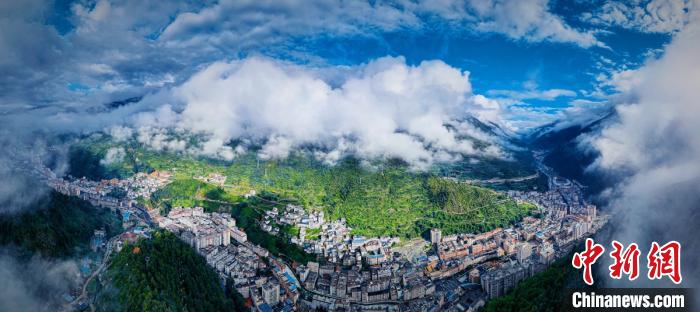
[68,135,154,180]
[148,178,230,214]
[225,277,249,310]
[475,173,550,192]
[483,254,589,312]
[229,197,315,264]
[305,228,321,240]
[97,230,245,312]
[0,191,122,258]
[77,136,535,239]
[432,150,538,180]
[68,145,114,180]
[422,177,537,235]
[142,153,534,238]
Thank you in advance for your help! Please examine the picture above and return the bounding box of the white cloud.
[0,134,57,215]
[0,251,80,312]
[161,0,418,43]
[259,136,295,160]
[130,56,507,169]
[588,0,700,291]
[488,88,577,102]
[548,99,613,132]
[100,147,126,165]
[107,126,133,141]
[482,83,581,131]
[0,0,606,122]
[461,0,604,48]
[582,0,691,33]
[596,68,644,94]
[161,0,605,49]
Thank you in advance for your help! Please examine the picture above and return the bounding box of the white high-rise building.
[516,243,532,264]
[262,282,280,306]
[430,228,442,245]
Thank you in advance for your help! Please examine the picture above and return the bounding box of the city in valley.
[27,151,606,312]
[1,1,696,311]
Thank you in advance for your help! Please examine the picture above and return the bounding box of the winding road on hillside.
[71,235,120,308]
[457,172,540,184]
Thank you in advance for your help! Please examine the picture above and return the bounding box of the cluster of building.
[90,229,107,252]
[49,175,129,211]
[288,174,607,310]
[262,204,325,236]
[424,228,505,280]
[45,168,170,229]
[21,143,609,312]
[49,170,170,206]
[156,206,303,312]
[264,204,400,267]
[156,207,248,249]
[461,177,607,300]
[295,260,495,311]
[296,261,441,310]
[195,172,227,187]
[201,244,299,312]
[122,171,173,199]
[26,164,159,311]
[469,212,605,300]
[507,182,589,217]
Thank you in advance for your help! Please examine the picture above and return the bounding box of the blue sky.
[0,0,691,130]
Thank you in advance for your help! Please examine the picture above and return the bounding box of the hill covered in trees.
[483,252,593,312]
[96,230,246,311]
[74,137,536,239]
[142,154,535,239]
[0,191,122,258]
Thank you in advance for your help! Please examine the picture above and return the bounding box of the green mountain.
[72,136,537,240]
[0,191,122,258]
[483,256,579,312]
[483,241,596,312]
[95,230,246,312]
[528,114,614,196]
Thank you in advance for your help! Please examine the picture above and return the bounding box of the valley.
[20,132,607,311]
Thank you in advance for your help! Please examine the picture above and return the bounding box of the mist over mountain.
[589,7,700,292]
[0,250,81,312]
[528,112,616,197]
[529,3,700,296]
[0,0,698,309]
[118,56,518,170]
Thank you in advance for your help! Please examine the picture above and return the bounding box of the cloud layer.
[462,0,603,47]
[162,0,604,49]
[0,133,68,215]
[0,0,608,120]
[582,0,691,33]
[588,0,700,292]
[0,250,80,312]
[128,56,508,168]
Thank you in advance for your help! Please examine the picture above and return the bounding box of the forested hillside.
[143,155,535,239]
[96,230,246,312]
[75,137,536,239]
[0,191,122,258]
[483,252,592,312]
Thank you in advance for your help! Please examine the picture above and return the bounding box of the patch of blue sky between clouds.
[7,0,681,130]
